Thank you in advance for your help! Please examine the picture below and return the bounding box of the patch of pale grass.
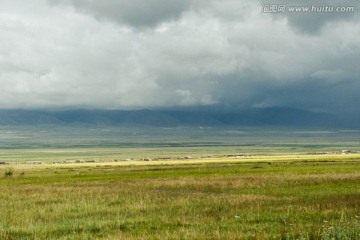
[6,153,360,171]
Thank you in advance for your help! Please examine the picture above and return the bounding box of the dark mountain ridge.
[0,107,354,128]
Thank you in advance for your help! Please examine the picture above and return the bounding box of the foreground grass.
[1,158,360,239]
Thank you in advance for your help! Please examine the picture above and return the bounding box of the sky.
[0,0,359,114]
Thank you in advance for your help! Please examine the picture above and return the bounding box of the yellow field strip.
[7,153,360,170]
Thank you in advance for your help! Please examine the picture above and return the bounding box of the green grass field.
[1,126,360,239]
[1,155,360,239]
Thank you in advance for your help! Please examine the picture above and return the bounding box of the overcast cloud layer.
[0,0,359,113]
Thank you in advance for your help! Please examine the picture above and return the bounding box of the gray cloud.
[0,0,359,115]
[50,0,191,28]
[260,0,359,34]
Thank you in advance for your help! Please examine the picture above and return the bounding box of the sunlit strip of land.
[7,153,360,170]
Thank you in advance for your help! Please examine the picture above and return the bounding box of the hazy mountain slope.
[0,107,350,128]
[0,110,61,125]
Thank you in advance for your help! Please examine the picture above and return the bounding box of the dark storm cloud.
[50,0,191,28]
[0,0,359,114]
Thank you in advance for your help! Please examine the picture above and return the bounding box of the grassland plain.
[1,155,360,239]
[1,126,360,163]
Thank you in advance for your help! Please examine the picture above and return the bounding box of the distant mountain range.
[0,107,356,128]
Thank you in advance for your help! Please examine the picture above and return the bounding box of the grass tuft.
[3,168,14,178]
